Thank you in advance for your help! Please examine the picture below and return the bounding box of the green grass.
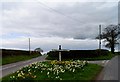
[2,54,40,65]
[45,56,56,60]
[2,62,102,81]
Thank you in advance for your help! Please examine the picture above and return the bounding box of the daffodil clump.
[10,60,87,81]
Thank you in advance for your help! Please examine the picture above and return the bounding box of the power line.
[36,0,82,23]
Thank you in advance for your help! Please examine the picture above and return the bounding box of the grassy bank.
[2,60,102,81]
[2,54,40,65]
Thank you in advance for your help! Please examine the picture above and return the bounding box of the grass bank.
[2,54,40,65]
[2,60,102,81]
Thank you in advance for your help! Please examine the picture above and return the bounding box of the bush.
[47,49,110,60]
[115,52,120,55]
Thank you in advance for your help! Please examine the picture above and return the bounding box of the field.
[2,60,102,81]
[1,49,41,65]
[2,54,40,65]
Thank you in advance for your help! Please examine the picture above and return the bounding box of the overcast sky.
[0,0,119,52]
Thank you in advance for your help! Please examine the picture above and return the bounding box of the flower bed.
[8,60,87,81]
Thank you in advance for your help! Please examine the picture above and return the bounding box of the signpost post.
[59,45,62,61]
[52,45,69,61]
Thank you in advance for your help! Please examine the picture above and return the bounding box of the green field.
[2,54,40,65]
[2,60,102,81]
[1,49,42,65]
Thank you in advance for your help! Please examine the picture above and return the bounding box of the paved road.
[0,55,47,78]
[96,56,119,80]
[1,55,119,81]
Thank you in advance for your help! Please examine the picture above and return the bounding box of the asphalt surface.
[0,55,47,78]
[96,56,119,80]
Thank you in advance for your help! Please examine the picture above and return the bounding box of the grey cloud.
[2,2,118,40]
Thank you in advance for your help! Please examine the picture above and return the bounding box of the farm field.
[2,54,40,65]
[1,49,41,65]
[2,60,102,81]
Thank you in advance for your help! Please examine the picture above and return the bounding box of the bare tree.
[96,24,120,53]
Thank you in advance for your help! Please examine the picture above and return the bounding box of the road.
[96,55,119,81]
[0,55,47,78]
[1,55,119,81]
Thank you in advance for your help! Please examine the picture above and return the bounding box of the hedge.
[47,49,110,60]
[1,49,41,57]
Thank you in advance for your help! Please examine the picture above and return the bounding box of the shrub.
[47,49,110,60]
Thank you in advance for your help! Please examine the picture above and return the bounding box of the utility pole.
[99,25,101,50]
[29,38,31,55]
[118,43,119,52]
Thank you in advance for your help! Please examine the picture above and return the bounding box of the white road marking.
[23,60,33,64]
[104,60,109,66]
[106,60,109,63]
[36,58,39,60]
[2,65,17,70]
[102,60,105,64]
[23,62,26,63]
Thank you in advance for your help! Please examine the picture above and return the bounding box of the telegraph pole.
[118,40,120,52]
[99,25,101,50]
[29,38,31,55]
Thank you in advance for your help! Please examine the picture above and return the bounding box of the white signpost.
[59,51,61,61]
[52,45,69,61]
[59,45,62,61]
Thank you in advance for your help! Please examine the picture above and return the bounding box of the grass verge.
[2,54,40,65]
[2,61,102,81]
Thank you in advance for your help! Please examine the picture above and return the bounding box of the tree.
[34,48,43,54]
[96,24,120,53]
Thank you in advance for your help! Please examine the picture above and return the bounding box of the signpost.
[52,45,69,61]
[59,45,62,61]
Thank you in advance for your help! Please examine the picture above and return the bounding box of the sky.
[0,0,119,52]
